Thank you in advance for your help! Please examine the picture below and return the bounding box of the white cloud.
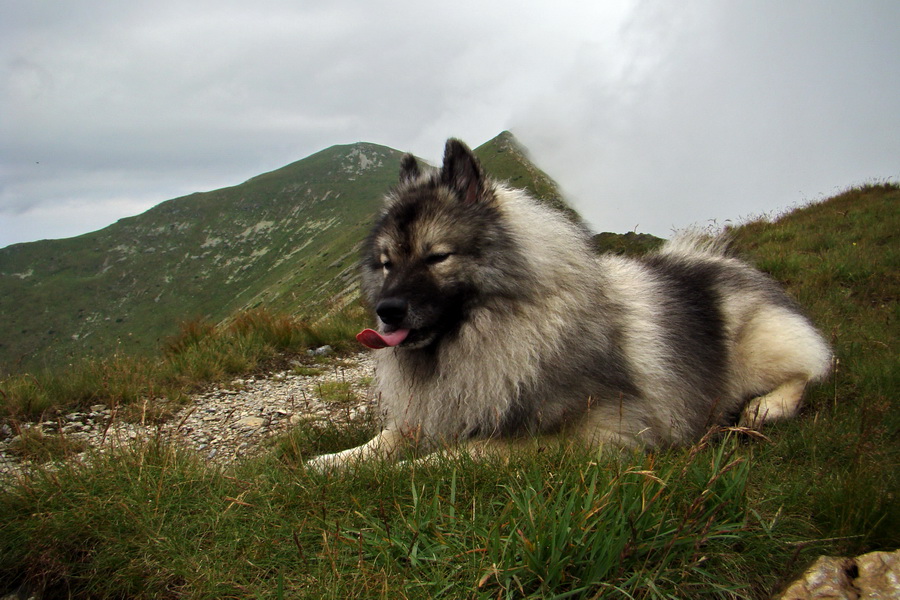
[1,0,898,246]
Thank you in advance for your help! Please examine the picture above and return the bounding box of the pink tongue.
[356,328,410,349]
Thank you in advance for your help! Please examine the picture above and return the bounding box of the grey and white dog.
[308,139,831,470]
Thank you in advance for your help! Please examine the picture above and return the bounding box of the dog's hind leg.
[739,377,807,428]
[731,305,831,429]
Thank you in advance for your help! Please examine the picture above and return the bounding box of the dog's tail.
[657,230,735,259]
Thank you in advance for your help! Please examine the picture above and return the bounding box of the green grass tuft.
[0,305,370,422]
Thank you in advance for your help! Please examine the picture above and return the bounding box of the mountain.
[591,231,665,256]
[0,132,572,375]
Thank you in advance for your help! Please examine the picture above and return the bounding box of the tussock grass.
[0,305,370,422]
[1,183,897,598]
[1,431,774,599]
[6,426,89,462]
[0,354,167,420]
[316,381,359,405]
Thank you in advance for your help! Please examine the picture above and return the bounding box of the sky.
[2,0,898,248]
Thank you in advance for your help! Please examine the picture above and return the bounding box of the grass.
[6,426,89,463]
[0,304,370,423]
[316,381,359,405]
[1,431,773,599]
[1,183,898,598]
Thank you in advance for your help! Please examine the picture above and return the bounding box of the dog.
[307,138,832,471]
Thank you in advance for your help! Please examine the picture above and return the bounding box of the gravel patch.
[0,352,377,480]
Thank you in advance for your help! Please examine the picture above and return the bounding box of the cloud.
[514,1,900,234]
[1,0,898,247]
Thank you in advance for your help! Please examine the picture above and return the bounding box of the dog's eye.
[380,260,393,271]
[426,252,452,265]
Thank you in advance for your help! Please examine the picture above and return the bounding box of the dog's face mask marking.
[360,214,475,349]
[357,141,492,350]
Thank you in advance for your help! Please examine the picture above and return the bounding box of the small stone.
[856,550,900,598]
[236,416,266,430]
[307,345,333,356]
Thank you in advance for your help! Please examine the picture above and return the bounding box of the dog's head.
[357,139,528,350]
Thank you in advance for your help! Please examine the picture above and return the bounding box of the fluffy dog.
[308,139,831,470]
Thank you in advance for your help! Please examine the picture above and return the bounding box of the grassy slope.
[1,186,897,599]
[731,183,899,553]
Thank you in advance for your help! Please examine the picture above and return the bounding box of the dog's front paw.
[305,452,344,474]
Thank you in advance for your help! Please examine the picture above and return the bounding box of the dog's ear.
[441,139,487,204]
[399,154,420,183]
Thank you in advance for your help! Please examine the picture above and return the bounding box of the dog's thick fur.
[307,139,832,470]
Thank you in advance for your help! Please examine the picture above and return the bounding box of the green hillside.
[0,143,403,374]
[592,231,665,255]
[0,133,573,375]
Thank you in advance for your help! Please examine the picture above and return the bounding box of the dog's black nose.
[376,298,408,326]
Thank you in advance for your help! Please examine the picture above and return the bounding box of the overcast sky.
[2,0,898,248]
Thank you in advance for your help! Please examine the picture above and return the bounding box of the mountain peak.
[474,131,583,226]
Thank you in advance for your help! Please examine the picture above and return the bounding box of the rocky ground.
[775,549,899,600]
[0,351,377,480]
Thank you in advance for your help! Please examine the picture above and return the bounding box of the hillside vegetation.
[0,143,401,374]
[0,183,896,599]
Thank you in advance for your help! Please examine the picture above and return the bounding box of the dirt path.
[0,353,377,478]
